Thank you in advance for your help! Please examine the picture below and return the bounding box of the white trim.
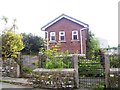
[59,31,65,41]
[49,41,57,43]
[41,14,88,31]
[71,40,80,42]
[72,30,78,40]
[58,40,66,43]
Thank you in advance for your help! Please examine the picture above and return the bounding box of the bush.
[45,58,71,69]
[41,44,72,69]
[109,55,120,68]
[45,53,71,69]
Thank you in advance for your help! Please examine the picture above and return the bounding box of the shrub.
[109,54,120,68]
[41,44,72,69]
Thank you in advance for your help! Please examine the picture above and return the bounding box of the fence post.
[118,74,120,88]
[104,54,110,88]
[118,55,120,88]
[17,52,21,78]
[73,55,79,88]
[38,52,43,68]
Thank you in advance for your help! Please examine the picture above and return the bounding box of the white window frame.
[50,32,56,41]
[72,30,78,40]
[59,31,65,41]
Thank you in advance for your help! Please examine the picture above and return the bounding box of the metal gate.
[108,54,120,89]
[78,58,105,89]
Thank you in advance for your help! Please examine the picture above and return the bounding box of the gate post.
[104,54,110,88]
[38,52,43,68]
[17,52,21,77]
[73,55,79,88]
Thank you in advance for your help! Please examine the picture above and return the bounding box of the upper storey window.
[59,31,65,41]
[50,32,56,41]
[72,31,78,40]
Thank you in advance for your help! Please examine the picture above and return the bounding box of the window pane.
[73,35,77,40]
[50,32,55,36]
[51,36,55,40]
[73,32,77,34]
[61,32,64,35]
[61,36,64,40]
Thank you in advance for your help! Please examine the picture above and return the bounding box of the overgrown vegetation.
[78,59,104,77]
[109,54,120,68]
[1,16,24,61]
[21,33,44,55]
[86,31,100,59]
[40,43,71,69]
[2,30,24,60]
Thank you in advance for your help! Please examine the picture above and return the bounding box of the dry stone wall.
[2,58,20,77]
[32,68,75,88]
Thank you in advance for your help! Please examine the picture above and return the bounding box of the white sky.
[0,0,119,47]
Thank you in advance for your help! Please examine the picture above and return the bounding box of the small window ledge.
[71,40,80,42]
[49,41,57,43]
[58,40,66,43]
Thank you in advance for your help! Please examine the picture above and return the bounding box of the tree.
[2,30,24,60]
[1,16,24,60]
[86,31,100,59]
[21,33,44,55]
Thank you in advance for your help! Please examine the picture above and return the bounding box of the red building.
[41,14,89,54]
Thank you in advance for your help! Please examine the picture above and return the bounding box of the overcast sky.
[0,0,119,47]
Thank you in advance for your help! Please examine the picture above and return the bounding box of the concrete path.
[1,82,31,88]
[1,77,32,86]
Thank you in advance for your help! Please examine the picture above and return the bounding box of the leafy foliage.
[2,30,24,60]
[78,59,104,77]
[41,43,71,69]
[86,31,100,59]
[109,55,120,68]
[21,33,44,55]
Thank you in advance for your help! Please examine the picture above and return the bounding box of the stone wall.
[2,58,20,78]
[22,55,39,69]
[32,68,75,88]
[32,55,79,89]
[2,54,39,78]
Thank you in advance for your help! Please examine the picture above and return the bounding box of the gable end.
[41,14,89,31]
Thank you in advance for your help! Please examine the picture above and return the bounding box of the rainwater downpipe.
[80,27,88,54]
[45,31,49,50]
